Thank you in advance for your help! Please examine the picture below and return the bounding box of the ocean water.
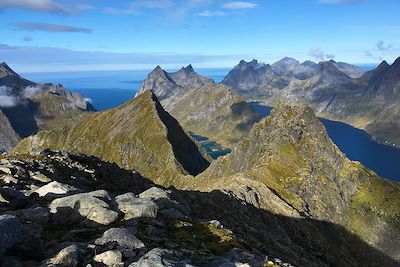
[23,68,230,110]
[22,66,400,181]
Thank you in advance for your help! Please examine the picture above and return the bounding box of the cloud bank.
[9,23,92,33]
[0,0,71,14]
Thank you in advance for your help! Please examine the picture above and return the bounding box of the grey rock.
[35,181,79,200]
[116,193,158,220]
[0,187,28,208]
[28,171,52,183]
[0,214,22,256]
[49,190,119,226]
[11,206,49,224]
[159,208,187,220]
[44,244,83,267]
[138,187,170,201]
[93,250,123,266]
[1,256,23,267]
[95,228,145,250]
[128,248,193,267]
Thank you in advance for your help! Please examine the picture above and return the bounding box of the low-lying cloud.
[222,1,258,10]
[9,22,92,33]
[309,46,335,61]
[0,43,246,72]
[0,86,17,108]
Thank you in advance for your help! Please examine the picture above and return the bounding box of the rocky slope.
[0,62,94,146]
[136,65,214,110]
[198,103,400,263]
[13,91,210,186]
[1,150,398,267]
[169,84,262,147]
[0,110,20,153]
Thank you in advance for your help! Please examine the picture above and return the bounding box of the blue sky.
[0,0,399,72]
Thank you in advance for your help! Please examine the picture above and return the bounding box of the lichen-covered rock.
[43,244,85,267]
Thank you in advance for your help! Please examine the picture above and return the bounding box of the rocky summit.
[136,65,214,110]
[0,62,94,151]
[13,91,210,186]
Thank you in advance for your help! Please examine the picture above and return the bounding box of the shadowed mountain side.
[0,110,20,152]
[13,91,210,186]
[175,189,400,267]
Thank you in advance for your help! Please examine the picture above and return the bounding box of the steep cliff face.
[136,65,214,110]
[0,62,94,142]
[0,110,20,152]
[199,103,400,261]
[13,91,210,186]
[169,84,262,147]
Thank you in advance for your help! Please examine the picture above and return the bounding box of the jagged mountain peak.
[14,90,210,185]
[390,56,400,69]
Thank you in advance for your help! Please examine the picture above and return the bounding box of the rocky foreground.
[0,150,297,267]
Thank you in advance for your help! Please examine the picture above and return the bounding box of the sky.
[0,0,399,72]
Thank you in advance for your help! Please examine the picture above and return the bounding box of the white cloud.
[198,10,226,16]
[309,46,335,61]
[222,1,258,10]
[84,97,93,104]
[0,86,18,107]
[23,85,41,98]
[0,0,72,14]
[376,40,392,51]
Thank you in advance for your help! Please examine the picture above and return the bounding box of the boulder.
[0,174,18,184]
[11,206,49,224]
[0,214,22,256]
[115,193,158,220]
[93,250,123,266]
[44,244,84,267]
[95,228,145,250]
[138,187,170,201]
[35,181,79,200]
[49,190,119,226]
[0,187,28,208]
[28,171,51,183]
[128,248,192,267]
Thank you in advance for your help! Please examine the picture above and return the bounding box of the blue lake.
[250,103,400,182]
[22,67,400,181]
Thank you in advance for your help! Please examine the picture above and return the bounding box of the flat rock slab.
[115,193,158,220]
[95,228,145,250]
[49,190,119,226]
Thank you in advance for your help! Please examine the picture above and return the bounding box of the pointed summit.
[137,64,213,110]
[14,91,210,186]
[0,62,19,78]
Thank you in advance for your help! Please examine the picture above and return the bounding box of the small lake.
[190,132,231,159]
[250,103,400,182]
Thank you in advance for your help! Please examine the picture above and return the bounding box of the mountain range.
[222,57,400,146]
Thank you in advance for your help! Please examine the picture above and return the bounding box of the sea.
[22,66,400,181]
